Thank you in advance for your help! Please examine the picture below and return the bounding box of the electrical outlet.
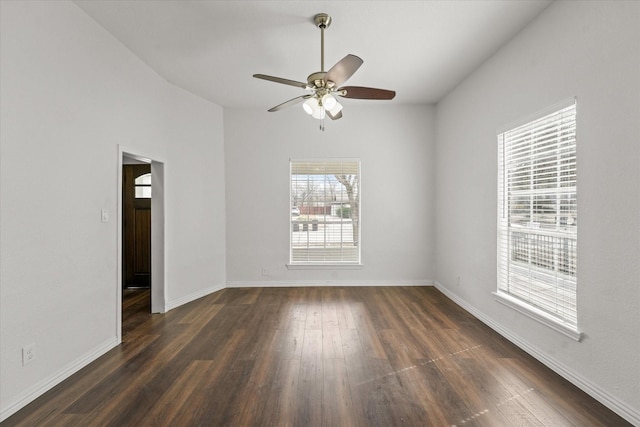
[261,267,270,277]
[23,343,36,366]
[456,276,461,286]
[101,209,110,222]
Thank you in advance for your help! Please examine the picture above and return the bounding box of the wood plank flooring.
[2,286,630,426]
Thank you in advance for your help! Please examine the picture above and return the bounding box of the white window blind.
[290,159,360,264]
[497,100,578,331]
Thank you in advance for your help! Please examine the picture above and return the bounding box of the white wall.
[0,1,226,420]
[224,104,435,286]
[163,86,227,308]
[435,1,640,423]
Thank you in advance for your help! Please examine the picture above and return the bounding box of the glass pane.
[558,193,577,228]
[135,173,151,185]
[532,194,557,227]
[135,186,152,198]
[509,196,531,226]
[508,161,531,191]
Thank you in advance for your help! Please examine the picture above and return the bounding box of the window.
[496,100,579,339]
[290,159,361,265]
[135,173,151,198]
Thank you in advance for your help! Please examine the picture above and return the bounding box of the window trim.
[493,291,582,341]
[496,98,581,339]
[286,263,363,270]
[289,158,362,266]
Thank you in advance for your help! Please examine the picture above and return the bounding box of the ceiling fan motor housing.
[307,71,328,89]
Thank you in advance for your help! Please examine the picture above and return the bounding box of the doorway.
[118,148,165,343]
[122,161,152,333]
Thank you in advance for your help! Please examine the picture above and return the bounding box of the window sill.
[286,263,363,270]
[493,291,583,341]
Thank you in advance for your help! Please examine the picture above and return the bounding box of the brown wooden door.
[122,164,151,288]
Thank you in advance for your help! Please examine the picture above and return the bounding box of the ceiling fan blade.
[253,74,308,89]
[338,86,396,100]
[268,95,312,112]
[327,110,343,120]
[324,54,363,87]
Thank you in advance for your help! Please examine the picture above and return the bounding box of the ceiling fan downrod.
[314,13,331,73]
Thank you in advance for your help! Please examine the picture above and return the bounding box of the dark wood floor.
[2,286,630,426]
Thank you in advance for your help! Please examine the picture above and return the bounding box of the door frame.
[117,145,166,342]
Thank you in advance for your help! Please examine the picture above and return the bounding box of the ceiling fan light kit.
[253,13,395,130]
[322,93,338,110]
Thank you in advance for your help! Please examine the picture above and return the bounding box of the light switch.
[101,209,110,222]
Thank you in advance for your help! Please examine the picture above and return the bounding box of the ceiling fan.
[253,13,396,129]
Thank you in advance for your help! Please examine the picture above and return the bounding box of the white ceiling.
[74,1,552,110]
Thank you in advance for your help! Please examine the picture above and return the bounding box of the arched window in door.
[135,173,151,198]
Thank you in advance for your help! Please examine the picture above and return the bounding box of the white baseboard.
[226,279,434,288]
[433,281,640,427]
[0,336,119,423]
[165,283,226,311]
